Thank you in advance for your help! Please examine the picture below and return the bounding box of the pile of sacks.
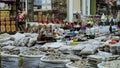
[0,33,39,56]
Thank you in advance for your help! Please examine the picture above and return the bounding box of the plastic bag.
[97,51,112,60]
[71,44,85,50]
[98,60,120,68]
[42,42,64,49]
[0,40,14,47]
[0,33,11,43]
[2,45,16,51]
[39,61,66,68]
[1,54,19,68]
[20,55,42,68]
[80,44,97,55]
[16,37,30,47]
[27,37,37,47]
[13,33,25,46]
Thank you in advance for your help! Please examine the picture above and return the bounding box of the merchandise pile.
[0,25,119,68]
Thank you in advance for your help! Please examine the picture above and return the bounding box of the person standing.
[109,24,113,33]
[16,9,26,32]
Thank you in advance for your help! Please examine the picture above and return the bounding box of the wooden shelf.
[0,0,17,33]
[0,8,16,10]
[0,1,15,3]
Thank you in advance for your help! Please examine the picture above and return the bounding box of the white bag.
[1,54,19,68]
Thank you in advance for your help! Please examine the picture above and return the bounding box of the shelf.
[27,0,67,22]
[0,9,11,11]
[0,1,15,3]
[34,9,42,11]
[0,10,16,11]
[0,0,17,33]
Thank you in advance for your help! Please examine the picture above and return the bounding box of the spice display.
[3,50,20,55]
[22,48,45,56]
[98,60,120,68]
[1,45,16,52]
[0,26,119,68]
[66,59,89,68]
[41,52,70,63]
[0,33,11,39]
[87,55,104,68]
[43,54,67,60]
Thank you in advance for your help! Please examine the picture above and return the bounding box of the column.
[73,0,81,13]
[25,0,28,27]
[68,0,73,22]
[90,0,96,15]
[25,0,28,13]
[82,0,86,16]
[82,0,90,16]
[87,0,90,16]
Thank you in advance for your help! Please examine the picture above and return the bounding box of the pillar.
[90,0,96,15]
[68,0,73,22]
[82,0,90,16]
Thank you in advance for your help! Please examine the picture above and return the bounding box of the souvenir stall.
[26,0,67,22]
[25,0,67,33]
[0,25,119,68]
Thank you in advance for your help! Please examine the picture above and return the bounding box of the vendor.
[74,22,81,31]
[87,18,94,27]
[118,21,120,29]
[80,21,86,34]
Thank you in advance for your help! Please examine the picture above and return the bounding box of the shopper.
[117,22,120,29]
[116,11,120,28]
[109,14,115,25]
[109,24,113,33]
[16,8,26,32]
[99,13,106,26]
[87,18,94,27]
[81,21,86,34]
